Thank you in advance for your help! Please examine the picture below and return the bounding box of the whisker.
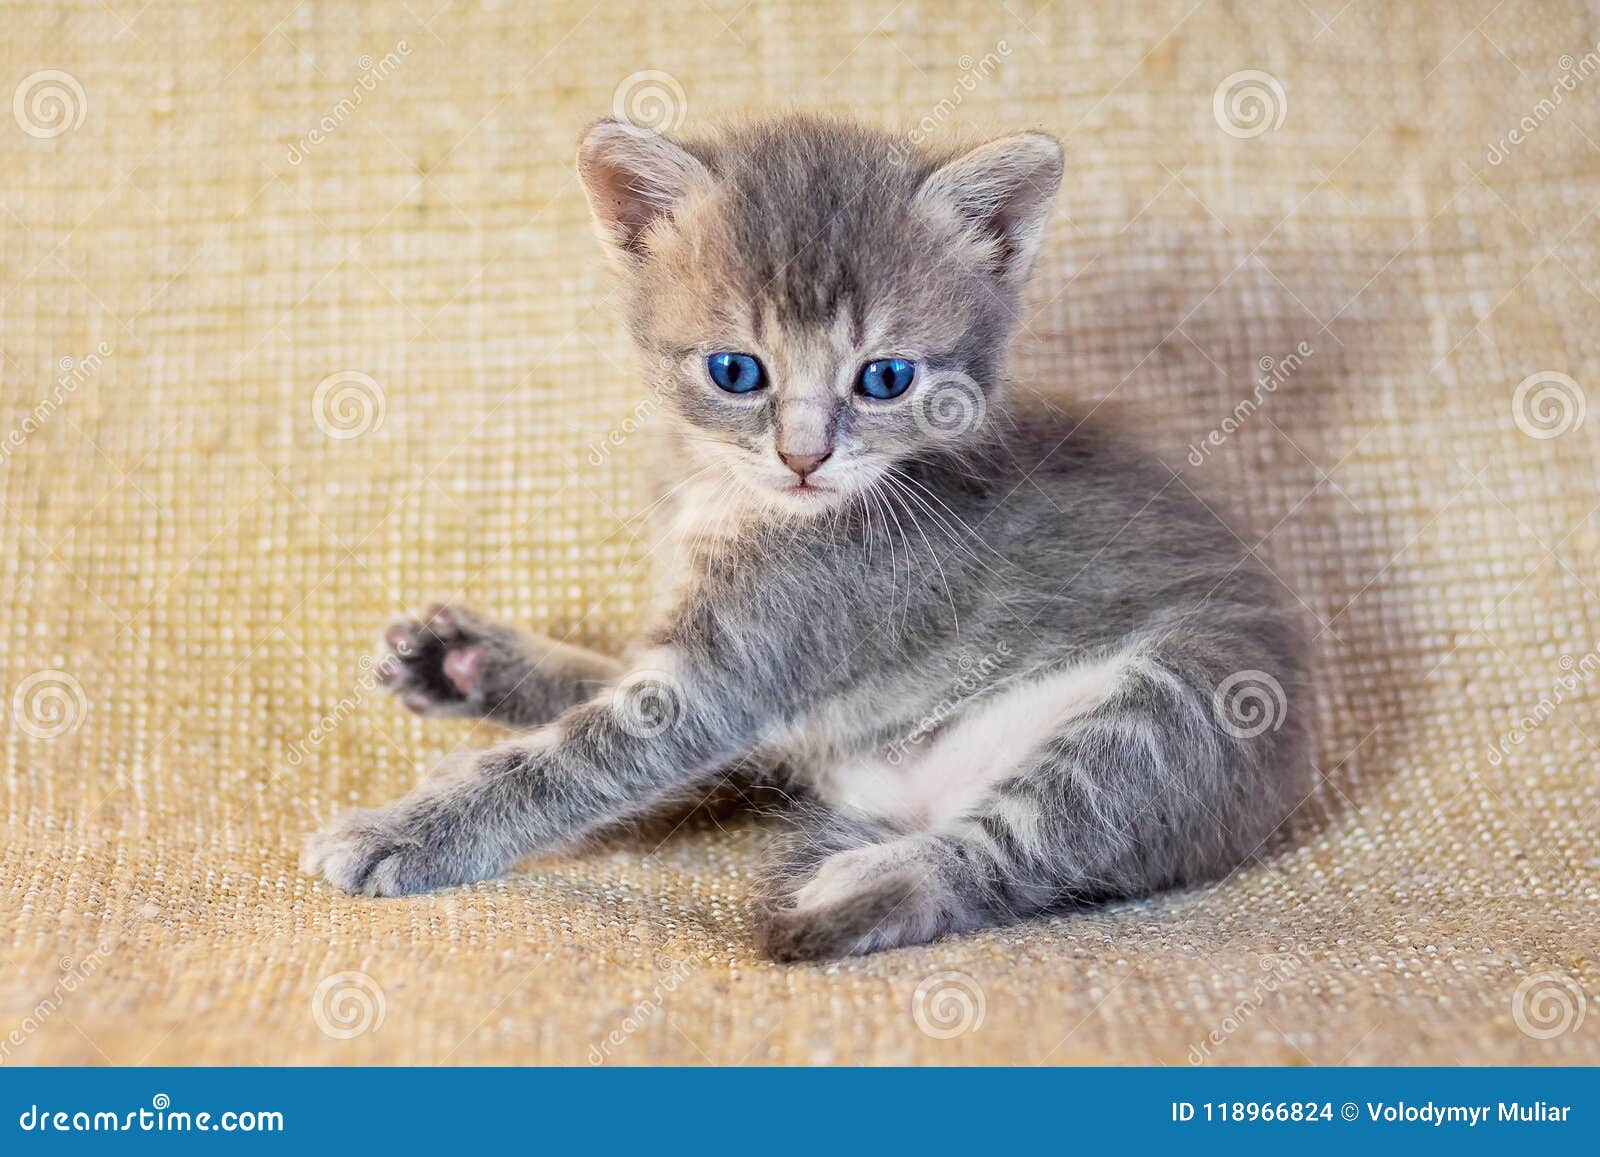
[881,474,960,635]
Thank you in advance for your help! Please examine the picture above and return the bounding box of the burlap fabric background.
[1,0,1595,1066]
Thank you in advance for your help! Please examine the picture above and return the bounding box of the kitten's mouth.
[780,480,831,498]
[750,471,846,510]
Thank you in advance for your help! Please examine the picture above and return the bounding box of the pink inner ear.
[578,123,710,258]
[915,134,1063,281]
[589,164,668,254]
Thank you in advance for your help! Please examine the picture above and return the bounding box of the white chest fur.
[801,647,1139,832]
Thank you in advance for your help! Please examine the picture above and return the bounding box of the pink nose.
[779,450,832,479]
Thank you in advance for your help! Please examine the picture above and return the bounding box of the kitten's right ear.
[576,119,713,266]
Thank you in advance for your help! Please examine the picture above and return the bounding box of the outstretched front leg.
[304,648,752,896]
[306,531,955,902]
[379,603,622,729]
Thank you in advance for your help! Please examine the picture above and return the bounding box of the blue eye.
[856,357,916,400]
[706,352,767,394]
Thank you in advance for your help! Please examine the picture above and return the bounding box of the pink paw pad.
[441,644,482,694]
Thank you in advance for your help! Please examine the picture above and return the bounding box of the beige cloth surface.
[1,0,1597,1065]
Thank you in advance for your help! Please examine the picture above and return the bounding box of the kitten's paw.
[761,870,924,962]
[301,799,484,897]
[377,603,498,717]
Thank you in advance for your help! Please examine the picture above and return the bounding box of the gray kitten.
[304,115,1309,961]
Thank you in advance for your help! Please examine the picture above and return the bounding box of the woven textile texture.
[1,0,1597,1066]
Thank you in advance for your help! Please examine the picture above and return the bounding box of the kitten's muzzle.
[778,449,832,480]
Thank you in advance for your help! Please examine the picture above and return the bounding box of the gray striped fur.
[304,115,1309,960]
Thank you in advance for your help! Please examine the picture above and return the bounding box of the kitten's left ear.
[577,118,714,267]
[915,131,1064,287]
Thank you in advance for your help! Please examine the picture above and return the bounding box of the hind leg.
[757,802,1002,961]
[760,818,1037,962]
[759,645,1305,961]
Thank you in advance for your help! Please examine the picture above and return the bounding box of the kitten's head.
[577,115,1062,515]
